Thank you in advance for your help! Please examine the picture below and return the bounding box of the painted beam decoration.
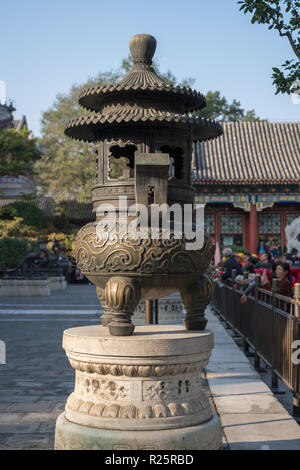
[195,193,300,212]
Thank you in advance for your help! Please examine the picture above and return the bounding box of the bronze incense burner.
[65,34,222,336]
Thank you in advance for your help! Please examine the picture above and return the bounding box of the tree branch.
[278,30,300,59]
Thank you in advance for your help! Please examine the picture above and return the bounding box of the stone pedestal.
[133,293,184,321]
[48,276,67,292]
[54,325,222,450]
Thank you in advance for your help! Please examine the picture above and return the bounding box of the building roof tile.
[192,121,300,184]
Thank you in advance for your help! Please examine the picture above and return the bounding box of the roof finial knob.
[129,34,156,67]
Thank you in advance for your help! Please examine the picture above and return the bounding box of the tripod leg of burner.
[180,275,212,331]
[96,287,112,326]
[104,276,141,336]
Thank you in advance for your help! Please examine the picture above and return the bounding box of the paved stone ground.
[206,308,300,450]
[0,284,100,309]
[0,286,100,449]
[218,316,295,417]
[0,316,99,449]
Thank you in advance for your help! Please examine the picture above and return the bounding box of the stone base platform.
[55,411,222,450]
[48,276,67,292]
[54,324,221,450]
[0,276,67,296]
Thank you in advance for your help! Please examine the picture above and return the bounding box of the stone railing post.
[294,283,300,319]
[293,283,300,417]
[270,278,280,387]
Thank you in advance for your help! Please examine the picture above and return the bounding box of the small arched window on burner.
[108,144,137,180]
[160,146,184,180]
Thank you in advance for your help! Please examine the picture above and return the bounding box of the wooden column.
[281,210,286,251]
[215,211,221,247]
[145,300,153,324]
[244,211,249,250]
[249,203,258,254]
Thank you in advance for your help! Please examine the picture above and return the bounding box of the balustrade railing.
[211,276,300,417]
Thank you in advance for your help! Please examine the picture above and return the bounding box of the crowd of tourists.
[212,246,300,303]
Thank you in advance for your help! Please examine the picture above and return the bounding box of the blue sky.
[1,0,299,136]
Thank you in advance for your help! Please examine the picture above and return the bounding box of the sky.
[1,0,299,136]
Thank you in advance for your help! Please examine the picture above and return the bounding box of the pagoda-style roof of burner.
[65,111,221,143]
[79,79,206,114]
[65,34,223,143]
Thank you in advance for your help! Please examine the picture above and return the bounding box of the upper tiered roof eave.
[78,81,206,114]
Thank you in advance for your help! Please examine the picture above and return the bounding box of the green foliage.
[0,128,40,176]
[195,91,262,121]
[272,60,300,94]
[0,206,18,220]
[0,237,36,270]
[0,202,78,269]
[52,214,71,231]
[0,214,42,238]
[242,109,263,121]
[3,202,47,230]
[35,71,122,204]
[229,245,250,255]
[46,230,78,256]
[238,0,300,94]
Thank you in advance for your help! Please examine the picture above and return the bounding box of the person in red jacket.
[290,267,300,288]
[241,262,293,306]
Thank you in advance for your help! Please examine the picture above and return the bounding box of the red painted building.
[193,121,300,254]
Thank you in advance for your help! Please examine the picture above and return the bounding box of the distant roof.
[192,121,300,185]
[13,115,28,131]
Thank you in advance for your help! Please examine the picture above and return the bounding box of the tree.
[36,60,261,202]
[238,0,300,94]
[0,128,40,176]
[196,90,260,121]
[35,72,121,204]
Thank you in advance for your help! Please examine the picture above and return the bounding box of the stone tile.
[20,412,59,423]
[0,413,25,423]
[7,401,57,413]
[213,393,286,415]
[35,421,56,433]
[0,404,10,412]
[0,434,10,447]
[52,402,66,413]
[0,423,41,434]
[220,414,300,450]
[209,345,250,364]
[208,377,273,397]
[38,395,68,402]
[0,396,42,404]
[206,362,259,380]
[2,433,54,450]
